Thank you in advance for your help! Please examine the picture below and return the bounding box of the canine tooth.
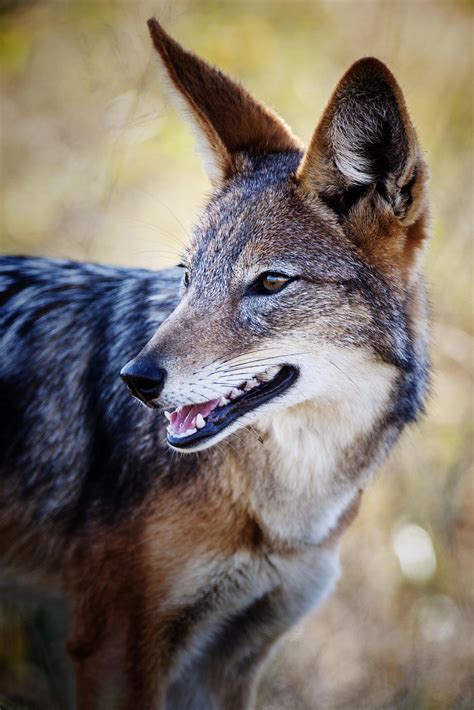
[167,425,172,434]
[185,427,197,436]
[196,414,206,429]
[164,410,172,422]
[219,396,230,406]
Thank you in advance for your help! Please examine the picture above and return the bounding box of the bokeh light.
[392,523,437,583]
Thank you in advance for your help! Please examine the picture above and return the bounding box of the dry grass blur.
[0,1,473,708]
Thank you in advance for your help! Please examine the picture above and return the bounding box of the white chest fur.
[252,350,397,547]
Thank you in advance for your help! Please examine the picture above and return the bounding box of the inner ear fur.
[147,18,300,186]
[297,57,427,228]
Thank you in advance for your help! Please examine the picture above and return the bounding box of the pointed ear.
[297,58,426,225]
[147,18,300,186]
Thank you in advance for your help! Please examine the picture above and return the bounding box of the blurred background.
[0,0,472,708]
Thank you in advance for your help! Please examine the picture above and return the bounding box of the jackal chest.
[165,542,340,681]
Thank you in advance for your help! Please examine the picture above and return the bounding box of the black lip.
[167,365,298,450]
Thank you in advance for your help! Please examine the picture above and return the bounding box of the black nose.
[120,356,167,405]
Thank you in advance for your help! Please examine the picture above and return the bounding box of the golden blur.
[0,1,472,707]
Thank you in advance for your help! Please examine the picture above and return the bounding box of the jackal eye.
[248,271,296,296]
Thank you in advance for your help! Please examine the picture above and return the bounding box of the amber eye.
[249,271,296,296]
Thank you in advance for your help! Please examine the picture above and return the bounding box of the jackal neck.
[243,355,399,549]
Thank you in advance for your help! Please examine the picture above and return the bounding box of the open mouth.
[165,364,298,449]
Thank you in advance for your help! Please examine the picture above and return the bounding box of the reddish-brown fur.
[66,464,358,708]
[298,57,428,282]
[5,17,429,710]
[148,19,300,184]
[65,458,254,706]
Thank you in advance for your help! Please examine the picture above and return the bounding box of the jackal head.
[121,19,429,453]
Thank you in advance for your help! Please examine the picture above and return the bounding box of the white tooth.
[219,396,230,406]
[167,425,172,434]
[196,414,206,429]
[185,427,197,436]
[230,388,241,400]
[164,410,172,421]
[261,367,280,381]
[244,378,258,391]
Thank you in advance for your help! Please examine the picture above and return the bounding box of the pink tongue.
[170,398,219,436]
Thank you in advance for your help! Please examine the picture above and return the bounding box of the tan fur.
[66,444,346,708]
[12,19,429,709]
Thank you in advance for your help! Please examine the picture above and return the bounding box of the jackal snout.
[120,302,232,410]
[120,354,167,406]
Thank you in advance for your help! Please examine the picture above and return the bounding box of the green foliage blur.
[0,1,472,708]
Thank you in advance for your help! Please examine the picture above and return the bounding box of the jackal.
[0,18,429,710]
